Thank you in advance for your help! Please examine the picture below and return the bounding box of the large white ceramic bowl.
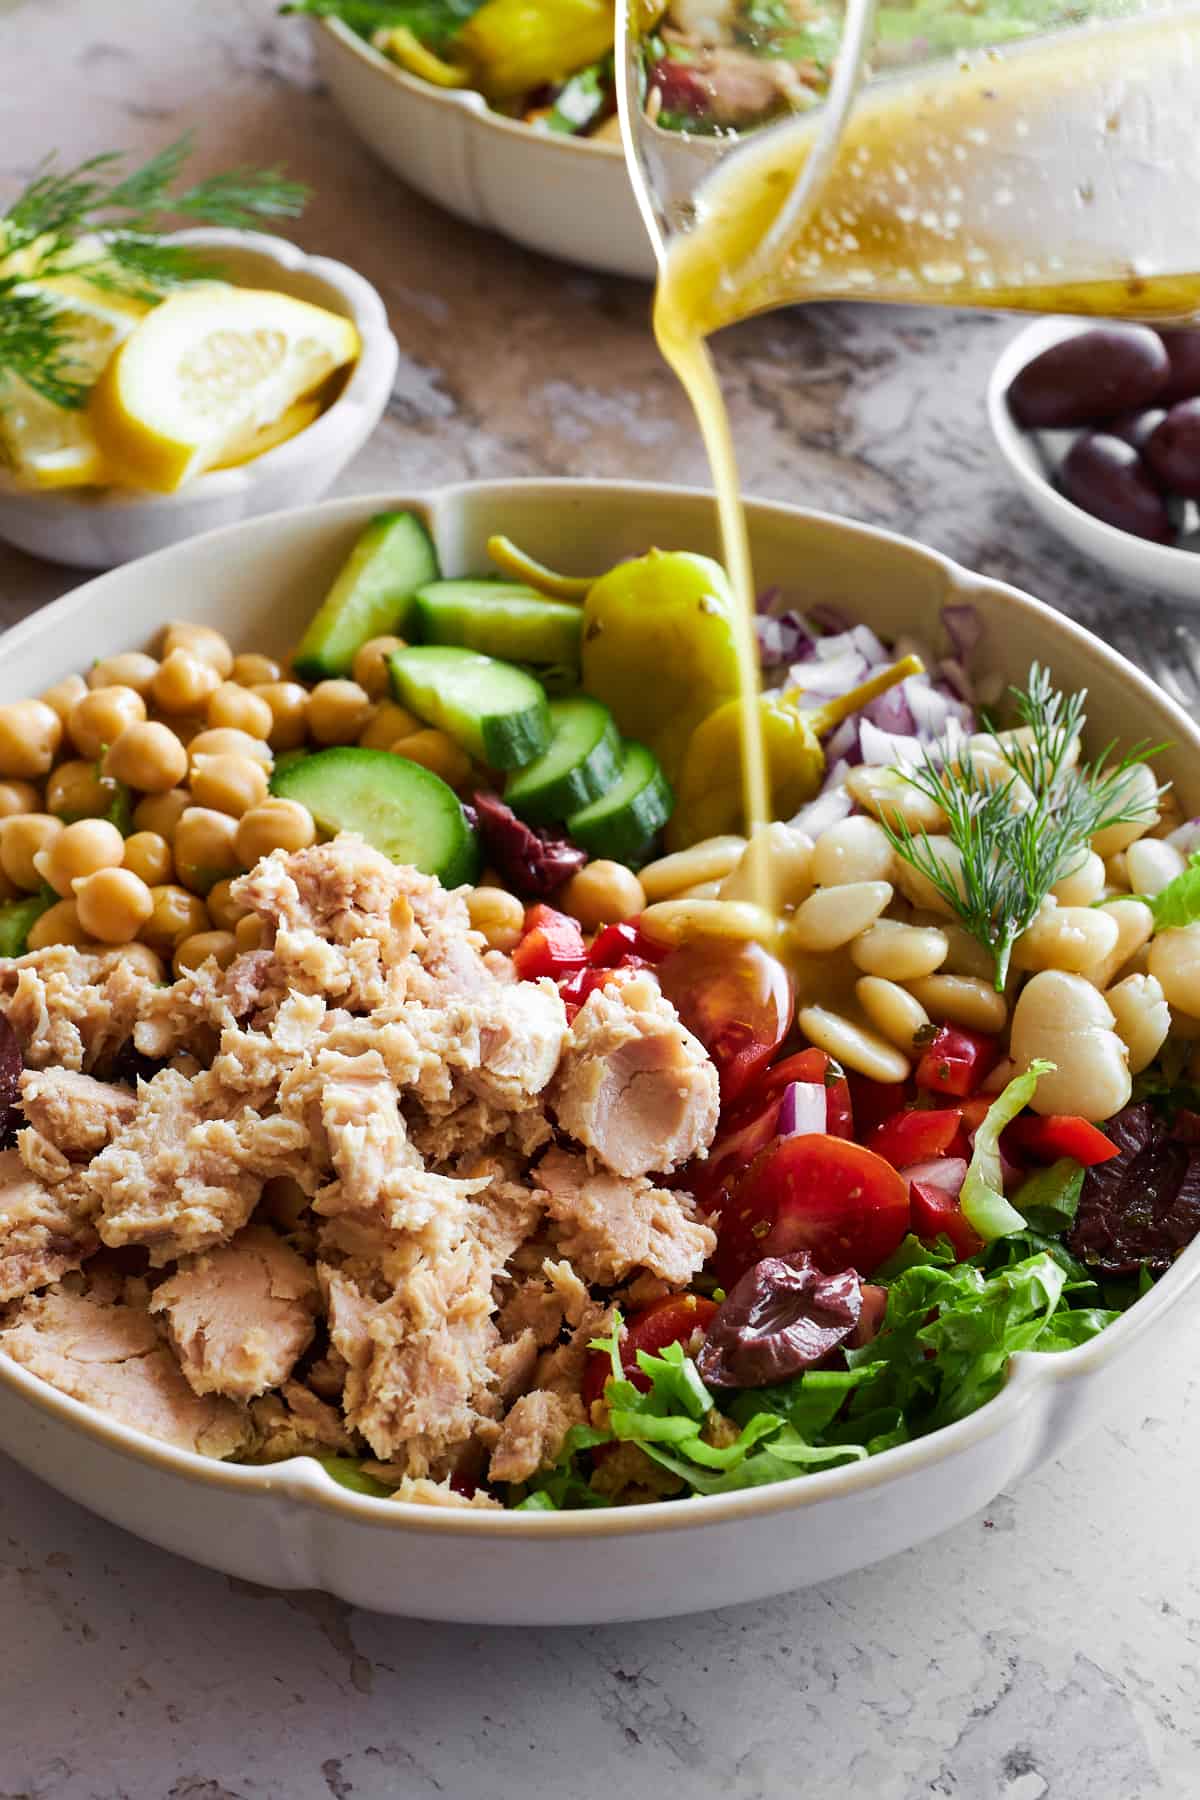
[0,228,399,571]
[988,316,1200,603]
[314,18,712,280]
[1,479,1197,1625]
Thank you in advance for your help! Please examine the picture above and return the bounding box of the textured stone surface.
[3,3,1200,1795]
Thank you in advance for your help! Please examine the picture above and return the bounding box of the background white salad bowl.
[0,228,398,571]
[0,479,1196,1625]
[314,17,711,280]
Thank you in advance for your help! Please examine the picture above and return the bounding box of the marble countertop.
[3,4,1200,1795]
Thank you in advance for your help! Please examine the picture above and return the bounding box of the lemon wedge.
[88,286,361,493]
[212,396,321,470]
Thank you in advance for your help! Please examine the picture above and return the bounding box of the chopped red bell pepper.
[915,1025,1000,1098]
[869,1106,963,1169]
[846,1073,914,1139]
[512,904,588,981]
[909,1179,984,1261]
[588,920,668,968]
[1005,1113,1119,1166]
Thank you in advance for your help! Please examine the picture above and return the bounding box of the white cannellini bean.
[640,897,778,946]
[906,972,1008,1034]
[790,880,892,953]
[718,823,813,907]
[981,1055,1017,1094]
[850,919,948,982]
[976,724,1080,775]
[674,879,723,900]
[892,838,967,918]
[1090,762,1160,857]
[1051,850,1106,907]
[1011,898,1120,975]
[1104,851,1131,891]
[1125,837,1186,897]
[1106,972,1172,1074]
[855,976,929,1052]
[639,835,746,901]
[1148,922,1200,1018]
[797,1004,911,1083]
[809,815,895,887]
[1009,970,1131,1121]
[844,764,948,834]
[1084,897,1155,991]
[933,919,997,982]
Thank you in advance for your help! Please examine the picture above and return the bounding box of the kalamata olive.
[1109,408,1167,454]
[1009,327,1169,428]
[1158,330,1200,403]
[0,1014,22,1148]
[1144,399,1200,499]
[1059,433,1175,543]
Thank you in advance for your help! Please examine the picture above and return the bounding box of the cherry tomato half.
[869,1106,962,1169]
[914,1025,999,1098]
[1004,1113,1119,1167]
[846,1072,914,1139]
[909,1179,984,1261]
[715,1133,911,1286]
[741,1048,854,1141]
[582,1293,718,1410]
[657,938,793,1106]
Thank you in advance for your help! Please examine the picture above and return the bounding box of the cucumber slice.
[271,747,479,887]
[389,645,550,770]
[566,741,673,868]
[414,580,583,669]
[0,893,53,958]
[505,696,621,824]
[293,511,439,681]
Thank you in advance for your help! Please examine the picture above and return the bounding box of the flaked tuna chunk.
[319,1055,421,1213]
[2,1279,248,1458]
[249,1380,356,1461]
[488,1387,584,1485]
[0,1149,97,1301]
[0,945,161,1073]
[149,1225,319,1400]
[405,977,567,1116]
[19,1069,136,1158]
[550,974,719,1177]
[538,1146,716,1287]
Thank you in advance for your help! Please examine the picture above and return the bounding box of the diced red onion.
[906,680,957,738]
[789,784,853,837]
[864,682,917,736]
[860,718,925,766]
[935,657,975,704]
[899,1156,967,1197]
[813,630,861,663]
[777,1080,827,1137]
[756,585,782,614]
[942,603,983,664]
[851,623,889,667]
[756,611,816,669]
[823,717,861,762]
[1167,818,1200,855]
[789,651,869,695]
[820,755,853,795]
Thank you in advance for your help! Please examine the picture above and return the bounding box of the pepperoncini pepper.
[667,654,925,849]
[457,0,616,102]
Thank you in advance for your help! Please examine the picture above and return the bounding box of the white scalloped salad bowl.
[1,480,1197,1625]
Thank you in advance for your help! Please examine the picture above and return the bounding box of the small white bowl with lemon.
[0,228,398,571]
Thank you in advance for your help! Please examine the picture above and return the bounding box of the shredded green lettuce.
[1137,850,1200,931]
[1011,1157,1085,1235]
[960,1060,1055,1241]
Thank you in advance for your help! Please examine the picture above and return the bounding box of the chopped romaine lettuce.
[960,1060,1054,1241]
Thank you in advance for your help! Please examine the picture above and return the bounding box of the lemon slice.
[89,286,361,493]
[211,396,321,470]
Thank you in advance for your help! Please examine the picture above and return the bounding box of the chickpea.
[1009,969,1131,1121]
[173,930,237,976]
[26,900,91,951]
[0,814,62,891]
[560,862,647,932]
[251,682,310,752]
[88,652,159,696]
[68,686,146,760]
[45,760,109,822]
[207,876,249,932]
[308,680,374,746]
[1091,763,1160,857]
[190,753,270,818]
[352,635,406,700]
[0,699,62,779]
[73,867,154,944]
[1106,972,1171,1075]
[123,831,174,887]
[0,780,42,819]
[187,728,272,769]
[234,912,267,953]
[206,682,274,739]
[391,729,472,789]
[103,720,190,794]
[466,886,526,952]
[122,942,167,982]
[161,622,234,679]
[141,884,211,954]
[1148,923,1200,1018]
[234,798,316,866]
[811,816,895,888]
[358,702,421,751]
[132,787,191,842]
[35,818,125,898]
[38,674,88,723]
[173,807,241,892]
[230,653,281,688]
[151,649,222,716]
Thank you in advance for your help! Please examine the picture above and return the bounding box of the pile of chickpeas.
[0,622,492,979]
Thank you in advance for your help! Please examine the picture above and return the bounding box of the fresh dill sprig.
[880,664,1165,990]
[0,135,308,408]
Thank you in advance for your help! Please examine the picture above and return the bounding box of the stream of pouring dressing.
[617,2,1200,911]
